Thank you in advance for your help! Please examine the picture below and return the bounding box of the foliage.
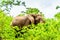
[0,0,26,13]
[56,6,60,9]
[0,9,60,40]
[18,13,25,16]
[25,8,40,14]
[54,12,60,19]
[0,10,15,40]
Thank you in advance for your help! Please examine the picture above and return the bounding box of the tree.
[25,8,40,14]
[0,0,26,13]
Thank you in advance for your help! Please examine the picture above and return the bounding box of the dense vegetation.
[0,0,60,40]
[0,9,60,40]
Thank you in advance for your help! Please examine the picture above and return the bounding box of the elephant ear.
[27,15,34,24]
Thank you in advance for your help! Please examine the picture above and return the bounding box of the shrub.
[0,10,60,40]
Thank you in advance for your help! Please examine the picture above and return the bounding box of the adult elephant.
[10,15,34,28]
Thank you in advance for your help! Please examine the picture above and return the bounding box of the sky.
[10,0,60,18]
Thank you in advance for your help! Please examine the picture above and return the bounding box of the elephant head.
[35,15,45,24]
[28,14,45,24]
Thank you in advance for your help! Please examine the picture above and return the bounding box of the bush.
[0,10,60,40]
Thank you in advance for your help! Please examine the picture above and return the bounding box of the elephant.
[10,15,34,28]
[11,14,45,28]
[10,14,45,38]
